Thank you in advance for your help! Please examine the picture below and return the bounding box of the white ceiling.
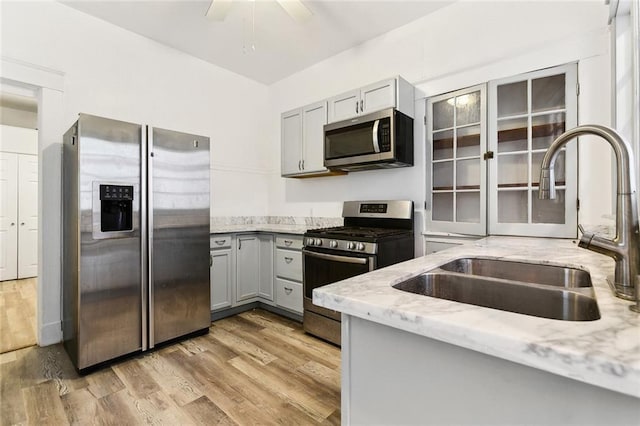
[61,0,455,85]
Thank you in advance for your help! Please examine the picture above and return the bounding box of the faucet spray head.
[539,167,556,200]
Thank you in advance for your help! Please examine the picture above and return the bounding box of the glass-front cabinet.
[426,63,578,238]
[488,64,577,237]
[427,85,487,235]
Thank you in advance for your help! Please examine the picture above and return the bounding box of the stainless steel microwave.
[324,108,414,171]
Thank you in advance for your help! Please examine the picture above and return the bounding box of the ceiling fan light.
[276,0,313,22]
[206,0,234,21]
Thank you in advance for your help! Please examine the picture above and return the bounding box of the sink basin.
[393,258,600,321]
[439,257,592,288]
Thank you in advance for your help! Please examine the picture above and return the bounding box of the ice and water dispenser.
[97,184,134,235]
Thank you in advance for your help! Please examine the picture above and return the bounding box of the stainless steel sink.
[393,258,600,321]
[439,257,593,288]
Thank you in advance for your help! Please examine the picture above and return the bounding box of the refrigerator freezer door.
[74,114,143,369]
[149,127,210,346]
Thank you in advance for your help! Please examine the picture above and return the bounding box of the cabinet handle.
[360,100,363,112]
[284,257,293,263]
[284,287,293,294]
[20,222,25,226]
[215,239,226,245]
[210,255,213,268]
[355,102,359,113]
[10,222,15,226]
[298,160,301,170]
[284,240,293,246]
[301,159,304,170]
[238,239,242,250]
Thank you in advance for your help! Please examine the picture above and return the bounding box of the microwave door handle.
[372,119,381,153]
[303,249,368,265]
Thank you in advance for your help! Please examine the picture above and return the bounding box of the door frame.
[1,57,65,346]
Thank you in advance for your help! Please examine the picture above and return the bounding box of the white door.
[18,154,38,278]
[0,152,18,281]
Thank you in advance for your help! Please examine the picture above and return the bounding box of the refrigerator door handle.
[141,125,149,351]
[147,126,155,349]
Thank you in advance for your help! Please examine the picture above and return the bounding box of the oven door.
[302,248,375,320]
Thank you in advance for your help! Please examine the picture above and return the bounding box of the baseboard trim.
[211,302,302,323]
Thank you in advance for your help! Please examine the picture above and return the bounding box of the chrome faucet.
[539,124,640,309]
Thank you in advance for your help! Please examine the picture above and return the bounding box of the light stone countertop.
[209,216,342,235]
[210,223,310,235]
[313,236,640,398]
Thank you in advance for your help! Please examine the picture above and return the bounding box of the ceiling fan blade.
[206,0,233,21]
[276,0,313,22]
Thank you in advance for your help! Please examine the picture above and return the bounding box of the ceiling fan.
[206,0,313,22]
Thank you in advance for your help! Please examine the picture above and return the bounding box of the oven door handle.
[303,249,369,265]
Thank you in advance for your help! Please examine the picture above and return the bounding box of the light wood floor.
[0,278,37,354]
[0,309,341,425]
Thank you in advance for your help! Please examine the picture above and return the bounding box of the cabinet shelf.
[433,133,481,151]
[497,122,565,143]
[434,185,481,191]
[497,181,566,189]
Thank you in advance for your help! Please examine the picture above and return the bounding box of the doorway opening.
[0,91,39,353]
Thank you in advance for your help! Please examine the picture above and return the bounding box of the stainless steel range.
[303,200,414,345]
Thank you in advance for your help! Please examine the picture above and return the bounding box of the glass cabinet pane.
[457,158,480,189]
[433,99,454,130]
[433,161,453,190]
[432,193,453,221]
[456,91,481,126]
[497,117,528,152]
[498,191,528,223]
[532,189,565,223]
[532,74,565,112]
[433,130,453,160]
[532,113,566,150]
[497,81,527,117]
[497,153,528,188]
[457,192,481,223]
[457,125,481,157]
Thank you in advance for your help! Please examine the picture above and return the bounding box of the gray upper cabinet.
[327,77,415,123]
[281,101,329,177]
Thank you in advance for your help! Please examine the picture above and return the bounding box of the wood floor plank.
[86,368,125,399]
[112,357,162,399]
[138,350,203,406]
[182,395,237,426]
[21,381,68,425]
[209,327,277,366]
[0,278,37,354]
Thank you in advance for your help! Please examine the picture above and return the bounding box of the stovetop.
[306,226,411,240]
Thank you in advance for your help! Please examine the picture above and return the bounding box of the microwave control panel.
[379,119,391,152]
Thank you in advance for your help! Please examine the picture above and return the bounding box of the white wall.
[267,1,614,227]
[0,0,272,344]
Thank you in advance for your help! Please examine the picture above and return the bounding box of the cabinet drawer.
[210,234,232,249]
[275,235,303,250]
[275,278,303,313]
[275,249,302,281]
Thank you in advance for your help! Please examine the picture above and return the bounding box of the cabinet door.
[427,85,487,236]
[258,234,273,301]
[210,249,233,310]
[302,101,328,174]
[0,152,18,281]
[328,89,360,123]
[236,235,259,302]
[18,154,38,279]
[361,78,396,115]
[488,64,577,237]
[281,108,303,176]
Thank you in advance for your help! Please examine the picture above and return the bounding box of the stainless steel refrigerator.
[62,114,210,371]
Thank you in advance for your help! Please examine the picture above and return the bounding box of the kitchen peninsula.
[314,236,640,424]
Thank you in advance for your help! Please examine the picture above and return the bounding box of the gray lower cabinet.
[210,232,302,318]
[274,235,304,314]
[210,235,234,311]
[236,233,273,303]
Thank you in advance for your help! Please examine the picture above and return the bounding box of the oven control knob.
[357,243,365,251]
[329,240,338,248]
[307,238,316,246]
[347,242,356,250]
[315,239,323,246]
